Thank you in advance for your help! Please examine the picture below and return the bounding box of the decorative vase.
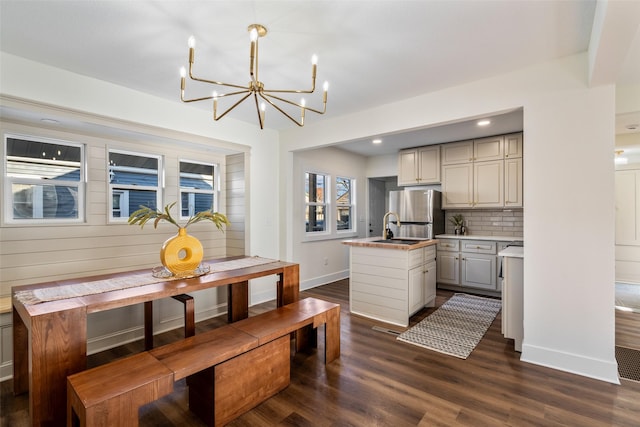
[160,227,203,276]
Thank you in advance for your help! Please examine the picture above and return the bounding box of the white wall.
[291,147,367,289]
[280,53,620,383]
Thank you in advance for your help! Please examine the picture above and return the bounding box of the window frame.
[3,133,86,225]
[303,170,357,241]
[107,148,163,223]
[178,158,218,220]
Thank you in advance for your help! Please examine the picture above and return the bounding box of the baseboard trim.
[521,342,620,384]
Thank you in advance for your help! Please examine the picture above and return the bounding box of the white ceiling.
[1,1,639,156]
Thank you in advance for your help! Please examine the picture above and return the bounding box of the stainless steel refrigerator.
[388,189,444,239]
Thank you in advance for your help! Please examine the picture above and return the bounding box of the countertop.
[342,236,438,250]
[436,234,524,242]
[498,246,524,258]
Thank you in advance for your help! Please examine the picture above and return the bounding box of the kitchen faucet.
[382,211,401,239]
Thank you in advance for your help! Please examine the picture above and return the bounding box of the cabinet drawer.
[461,240,496,254]
[424,246,436,261]
[409,248,423,269]
[437,240,459,252]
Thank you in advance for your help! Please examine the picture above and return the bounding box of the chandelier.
[179,24,328,129]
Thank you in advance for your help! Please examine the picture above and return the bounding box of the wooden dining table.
[11,256,300,427]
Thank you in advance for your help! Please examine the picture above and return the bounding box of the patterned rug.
[397,293,502,359]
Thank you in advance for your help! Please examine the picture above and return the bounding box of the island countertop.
[342,236,438,250]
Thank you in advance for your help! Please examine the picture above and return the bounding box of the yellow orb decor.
[160,227,204,275]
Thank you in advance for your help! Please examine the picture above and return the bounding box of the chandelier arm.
[181,93,214,103]
[189,63,248,90]
[262,93,327,115]
[262,84,316,95]
[259,94,304,127]
[252,93,264,129]
[214,92,253,121]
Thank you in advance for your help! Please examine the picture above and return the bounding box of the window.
[305,172,327,233]
[336,177,354,231]
[108,149,162,221]
[179,160,216,218]
[4,135,85,223]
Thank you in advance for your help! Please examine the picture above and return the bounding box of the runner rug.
[397,293,501,359]
[14,256,279,306]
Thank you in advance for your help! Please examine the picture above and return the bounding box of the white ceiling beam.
[588,0,640,87]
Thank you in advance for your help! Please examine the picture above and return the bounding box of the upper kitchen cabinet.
[441,132,522,209]
[504,133,523,159]
[474,135,504,161]
[398,145,441,186]
[441,140,474,165]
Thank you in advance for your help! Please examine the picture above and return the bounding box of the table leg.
[227,281,249,322]
[12,307,29,395]
[278,264,299,306]
[30,307,87,426]
[325,305,341,364]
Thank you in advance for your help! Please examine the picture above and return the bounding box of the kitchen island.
[342,237,438,327]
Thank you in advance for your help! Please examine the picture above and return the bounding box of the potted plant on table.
[129,202,230,276]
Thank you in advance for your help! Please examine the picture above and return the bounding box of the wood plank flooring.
[3,279,640,426]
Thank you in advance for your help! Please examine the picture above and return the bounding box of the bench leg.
[144,294,195,350]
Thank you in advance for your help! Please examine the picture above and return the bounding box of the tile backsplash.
[444,209,523,237]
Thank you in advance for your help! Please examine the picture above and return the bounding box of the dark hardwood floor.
[3,280,640,426]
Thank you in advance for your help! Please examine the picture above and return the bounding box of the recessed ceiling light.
[477,120,491,126]
[41,118,59,124]
[372,139,382,144]
[626,124,639,130]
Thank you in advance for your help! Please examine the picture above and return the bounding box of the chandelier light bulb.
[180,67,186,78]
[323,81,329,91]
[311,55,318,65]
[261,102,266,112]
[212,91,218,99]
[301,98,306,107]
[188,36,195,48]
[250,28,258,42]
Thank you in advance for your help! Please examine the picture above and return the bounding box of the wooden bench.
[67,297,340,427]
[67,352,174,427]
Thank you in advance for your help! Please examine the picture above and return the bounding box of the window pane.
[336,177,351,204]
[181,192,214,217]
[112,189,157,218]
[305,172,325,203]
[306,205,325,232]
[12,183,78,219]
[7,138,81,181]
[109,152,158,186]
[337,206,351,230]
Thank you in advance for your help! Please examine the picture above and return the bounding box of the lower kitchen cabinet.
[461,252,496,290]
[436,238,503,296]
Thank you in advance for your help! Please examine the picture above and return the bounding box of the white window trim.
[107,148,163,223]
[3,133,86,226]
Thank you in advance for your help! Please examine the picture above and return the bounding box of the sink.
[372,239,422,245]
